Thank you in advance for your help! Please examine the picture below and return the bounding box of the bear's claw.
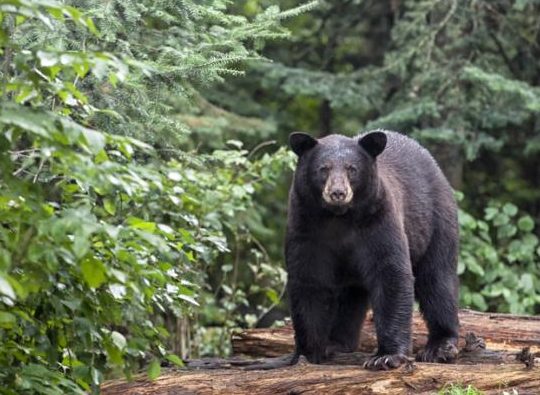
[363,353,411,370]
[416,338,458,363]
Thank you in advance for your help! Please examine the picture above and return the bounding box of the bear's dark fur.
[286,130,459,370]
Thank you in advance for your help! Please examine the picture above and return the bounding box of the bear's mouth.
[323,201,351,216]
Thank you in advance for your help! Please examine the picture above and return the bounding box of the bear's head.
[289,131,387,215]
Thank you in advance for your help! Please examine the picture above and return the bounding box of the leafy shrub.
[0,0,303,392]
[0,115,291,391]
[458,194,540,314]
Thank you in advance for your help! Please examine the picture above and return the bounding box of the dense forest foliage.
[0,0,539,393]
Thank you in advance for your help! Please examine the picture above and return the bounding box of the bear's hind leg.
[415,228,460,363]
[327,287,369,355]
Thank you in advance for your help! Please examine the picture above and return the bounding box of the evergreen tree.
[215,0,540,313]
[222,0,540,202]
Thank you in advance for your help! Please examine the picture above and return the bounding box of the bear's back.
[364,130,457,263]
[364,130,451,194]
[370,131,442,180]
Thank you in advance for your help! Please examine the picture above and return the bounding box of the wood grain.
[232,309,540,357]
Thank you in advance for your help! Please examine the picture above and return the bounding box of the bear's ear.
[359,131,387,158]
[289,132,318,156]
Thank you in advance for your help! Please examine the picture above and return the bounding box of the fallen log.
[232,309,540,357]
[102,309,540,394]
[183,332,536,370]
[102,359,540,395]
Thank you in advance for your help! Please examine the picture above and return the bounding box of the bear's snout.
[330,189,347,202]
[322,173,353,206]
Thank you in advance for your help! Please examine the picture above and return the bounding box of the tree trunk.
[232,309,540,357]
[102,361,540,395]
[319,99,332,136]
[101,309,540,394]
[428,141,464,189]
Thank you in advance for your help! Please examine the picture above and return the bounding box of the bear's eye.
[319,166,330,177]
[346,165,358,175]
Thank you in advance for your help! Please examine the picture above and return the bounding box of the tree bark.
[427,141,464,190]
[102,309,540,394]
[102,361,540,395]
[319,99,332,136]
[232,309,540,357]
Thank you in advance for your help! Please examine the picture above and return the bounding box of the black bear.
[286,130,459,370]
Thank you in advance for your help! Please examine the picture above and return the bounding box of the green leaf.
[157,224,174,235]
[502,203,518,216]
[111,331,127,350]
[95,149,109,164]
[265,288,279,304]
[165,354,184,366]
[457,260,465,275]
[81,129,105,154]
[104,198,116,215]
[221,264,233,272]
[520,274,534,291]
[0,311,16,328]
[91,367,101,386]
[147,360,161,380]
[466,259,485,276]
[492,213,509,226]
[118,141,134,158]
[471,293,487,311]
[73,233,91,259]
[179,294,199,306]
[226,139,243,148]
[167,171,182,181]
[0,274,16,301]
[61,298,82,311]
[105,344,123,365]
[484,207,498,220]
[517,216,535,232]
[497,224,517,239]
[127,217,156,232]
[80,258,107,288]
[85,17,98,35]
[37,50,58,67]
[0,104,54,138]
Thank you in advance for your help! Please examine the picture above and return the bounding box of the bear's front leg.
[288,281,336,364]
[364,255,414,371]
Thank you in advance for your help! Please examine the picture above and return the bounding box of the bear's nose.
[330,189,346,202]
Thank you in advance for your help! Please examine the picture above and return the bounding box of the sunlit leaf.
[127,217,156,232]
[111,331,127,350]
[104,198,116,215]
[0,275,15,301]
[165,354,184,366]
[80,258,107,288]
[147,360,161,380]
[179,294,199,306]
[81,129,106,154]
[0,312,16,328]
